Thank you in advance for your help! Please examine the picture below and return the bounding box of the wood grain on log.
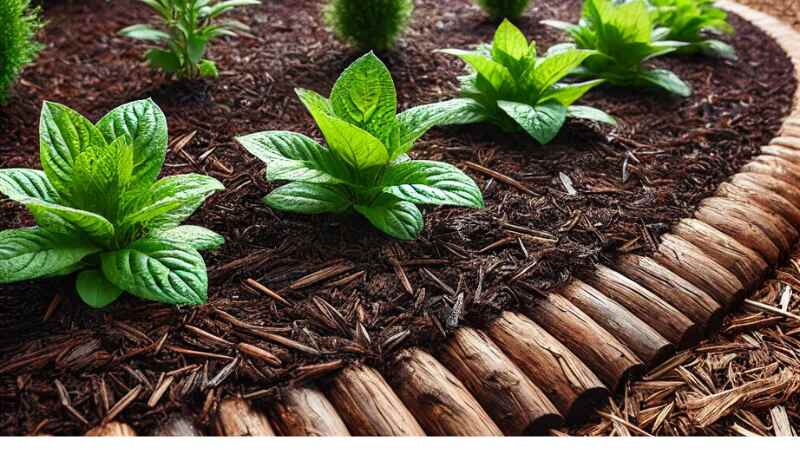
[705,194,799,253]
[388,348,503,436]
[215,397,275,436]
[732,173,800,210]
[268,387,351,436]
[720,178,800,228]
[762,144,800,166]
[157,414,201,436]
[325,364,425,436]
[614,254,722,330]
[672,218,768,290]
[695,197,785,263]
[558,280,673,367]
[582,265,699,348]
[486,312,608,423]
[743,155,800,188]
[85,421,136,436]
[437,327,562,435]
[772,136,800,151]
[653,234,744,307]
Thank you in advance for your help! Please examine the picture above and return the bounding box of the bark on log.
[157,414,201,436]
[742,155,800,188]
[653,234,745,307]
[732,173,800,210]
[85,422,136,436]
[703,194,798,254]
[325,364,425,436]
[672,218,768,290]
[526,292,643,389]
[214,397,275,436]
[762,144,800,166]
[613,254,722,331]
[486,312,608,423]
[558,280,673,367]
[772,136,800,151]
[268,387,351,436]
[695,197,785,263]
[582,265,699,348]
[388,348,503,436]
[782,123,800,138]
[720,178,800,228]
[437,327,562,435]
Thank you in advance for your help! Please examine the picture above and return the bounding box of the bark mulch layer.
[0,0,796,436]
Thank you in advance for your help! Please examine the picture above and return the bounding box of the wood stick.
[268,387,350,436]
[653,234,745,307]
[704,196,798,254]
[732,172,800,210]
[85,421,136,436]
[526,292,643,390]
[695,197,784,263]
[437,327,562,435]
[614,254,723,331]
[582,265,699,348]
[762,144,800,166]
[558,280,673,367]
[671,218,768,291]
[742,155,800,188]
[388,348,503,436]
[157,414,202,436]
[486,312,608,423]
[214,397,275,436]
[324,364,425,436]
[720,178,800,228]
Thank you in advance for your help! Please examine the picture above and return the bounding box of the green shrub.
[324,0,414,51]
[121,0,260,79]
[649,0,736,60]
[435,19,614,144]
[0,99,224,308]
[237,53,484,240]
[0,0,44,104]
[474,0,531,20]
[543,0,691,96]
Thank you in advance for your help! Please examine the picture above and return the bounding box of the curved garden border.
[81,1,800,437]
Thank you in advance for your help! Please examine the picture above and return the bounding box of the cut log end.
[215,397,275,436]
[157,414,201,436]
[268,387,351,436]
[85,421,136,437]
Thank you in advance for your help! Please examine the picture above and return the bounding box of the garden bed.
[0,0,797,436]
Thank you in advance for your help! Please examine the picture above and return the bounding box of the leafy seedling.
[0,99,224,308]
[121,0,260,79]
[434,19,615,144]
[649,0,736,60]
[543,0,692,96]
[237,52,484,240]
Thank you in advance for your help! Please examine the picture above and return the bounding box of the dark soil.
[0,0,795,436]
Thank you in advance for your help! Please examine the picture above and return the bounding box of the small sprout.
[434,19,615,144]
[474,0,532,21]
[121,0,261,79]
[0,100,225,308]
[543,0,692,97]
[649,0,737,60]
[324,0,414,51]
[0,0,44,104]
[237,52,484,240]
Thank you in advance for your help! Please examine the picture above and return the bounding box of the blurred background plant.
[324,0,414,51]
[0,0,44,104]
[474,0,531,21]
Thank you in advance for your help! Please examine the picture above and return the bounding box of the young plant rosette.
[436,19,616,144]
[237,52,485,240]
[0,99,224,308]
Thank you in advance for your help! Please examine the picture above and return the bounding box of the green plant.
[543,0,692,96]
[121,0,260,79]
[324,0,414,51]
[0,99,225,308]
[474,0,531,21]
[237,53,484,240]
[648,0,736,60]
[0,0,44,104]
[436,19,615,144]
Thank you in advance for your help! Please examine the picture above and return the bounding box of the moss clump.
[324,0,414,51]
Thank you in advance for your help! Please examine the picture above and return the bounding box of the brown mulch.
[0,0,796,436]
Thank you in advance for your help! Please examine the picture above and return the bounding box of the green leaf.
[354,194,423,240]
[187,35,208,64]
[330,52,397,140]
[0,227,100,283]
[264,182,351,214]
[76,269,124,309]
[202,0,261,18]
[0,169,60,203]
[26,200,116,242]
[38,102,107,201]
[529,49,596,93]
[567,105,617,125]
[96,99,168,189]
[382,161,484,208]
[119,24,170,42]
[539,79,605,106]
[145,48,182,73]
[101,238,208,305]
[497,100,568,144]
[122,174,224,230]
[70,136,135,220]
[236,131,352,184]
[296,88,335,116]
[394,99,487,156]
[147,225,224,251]
[492,19,530,61]
[639,69,692,96]
[439,49,514,94]
[698,39,737,60]
[198,59,219,77]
